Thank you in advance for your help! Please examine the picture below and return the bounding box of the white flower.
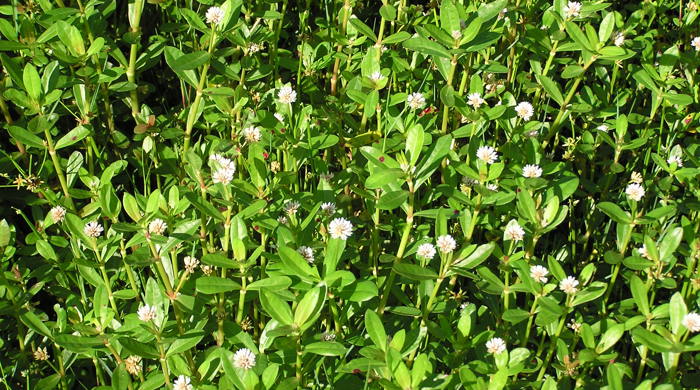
[683,312,700,332]
[504,221,525,241]
[184,256,200,273]
[277,215,288,225]
[233,348,256,369]
[614,32,625,47]
[667,155,683,167]
[568,319,582,333]
[597,124,609,132]
[370,71,383,82]
[297,246,314,263]
[530,265,549,283]
[691,37,700,51]
[563,1,581,18]
[486,337,506,354]
[625,183,645,202]
[278,85,297,104]
[329,218,353,240]
[476,146,498,164]
[205,6,225,26]
[451,30,462,40]
[416,243,436,259]
[248,43,263,54]
[515,101,534,121]
[209,154,236,172]
[274,113,285,122]
[486,183,499,191]
[406,92,426,110]
[321,202,336,216]
[34,347,49,361]
[467,92,485,108]
[242,126,262,143]
[284,201,301,216]
[630,171,643,184]
[212,168,235,184]
[148,218,167,235]
[201,265,214,275]
[137,305,157,322]
[522,164,543,178]
[638,244,650,259]
[559,276,579,295]
[50,206,66,222]
[173,375,192,390]
[84,221,104,238]
[124,355,142,376]
[321,332,336,341]
[436,235,456,253]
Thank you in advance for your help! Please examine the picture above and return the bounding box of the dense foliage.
[1,0,700,388]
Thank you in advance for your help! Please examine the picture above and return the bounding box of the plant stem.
[183,29,217,156]
[127,0,144,120]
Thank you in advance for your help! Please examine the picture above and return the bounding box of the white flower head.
[486,337,506,354]
[630,171,643,184]
[184,256,200,273]
[212,168,235,185]
[322,332,336,341]
[84,221,104,238]
[416,243,436,259]
[467,92,485,109]
[370,71,384,82]
[321,202,336,216]
[205,6,225,26]
[297,246,314,264]
[476,146,498,164]
[233,348,256,369]
[451,30,462,40]
[436,234,457,253]
[568,319,582,333]
[638,244,650,259]
[407,92,426,110]
[329,218,353,240]
[248,42,263,54]
[201,265,214,275]
[137,305,157,322]
[515,101,534,121]
[559,276,579,295]
[486,183,499,191]
[278,85,297,104]
[504,221,525,241]
[614,32,625,47]
[274,112,285,122]
[625,183,645,202]
[242,126,262,143]
[284,201,301,216]
[522,164,543,178]
[148,218,167,235]
[173,375,193,390]
[34,347,49,361]
[667,155,683,167]
[691,37,700,51]
[683,312,700,332]
[530,265,549,283]
[125,355,142,376]
[563,1,582,18]
[597,124,609,132]
[50,206,66,223]
[209,154,236,172]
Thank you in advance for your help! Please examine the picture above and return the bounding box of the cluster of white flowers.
[638,244,650,259]
[297,246,314,263]
[515,101,533,121]
[629,171,643,184]
[683,312,700,332]
[34,346,49,361]
[436,234,457,253]
[530,265,549,283]
[173,375,193,390]
[625,183,645,201]
[692,37,700,51]
[321,202,336,216]
[137,305,157,322]
[467,92,485,109]
[242,126,262,143]
[667,155,683,167]
[407,92,426,110]
[210,154,236,185]
[522,164,543,178]
[614,32,625,47]
[124,355,142,376]
[369,71,384,82]
[148,218,167,235]
[233,348,256,369]
[50,206,66,222]
[486,337,506,354]
[476,146,498,164]
[248,43,263,54]
[563,1,581,18]
[184,256,200,273]
[416,243,436,259]
[329,218,353,240]
[278,85,297,104]
[504,221,525,241]
[205,6,225,26]
[559,276,579,295]
[284,201,301,216]
[84,221,104,238]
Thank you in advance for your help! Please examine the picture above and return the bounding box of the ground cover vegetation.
[1,0,700,388]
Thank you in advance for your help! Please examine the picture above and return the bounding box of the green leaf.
[597,202,632,224]
[279,246,320,282]
[323,237,346,276]
[393,263,438,281]
[195,276,240,294]
[598,12,615,43]
[629,274,650,316]
[164,46,199,88]
[167,331,205,356]
[304,341,346,356]
[19,311,53,339]
[517,189,538,224]
[377,190,408,210]
[669,292,687,334]
[415,135,452,188]
[365,310,387,351]
[405,124,424,166]
[606,364,622,390]
[294,286,325,329]
[54,334,103,352]
[247,276,292,291]
[169,51,210,71]
[440,0,461,34]
[8,126,45,149]
[0,219,10,247]
[55,125,91,150]
[184,192,225,221]
[379,4,397,21]
[260,290,293,326]
[536,74,564,106]
[450,242,495,271]
[502,309,530,324]
[565,21,594,52]
[23,63,42,101]
[596,323,625,353]
[631,328,672,352]
[122,193,142,222]
[403,36,451,59]
[201,252,235,268]
[349,17,377,42]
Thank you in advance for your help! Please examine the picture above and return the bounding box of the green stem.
[43,127,75,210]
[183,29,217,156]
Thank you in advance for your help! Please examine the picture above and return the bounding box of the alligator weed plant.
[1,0,700,389]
